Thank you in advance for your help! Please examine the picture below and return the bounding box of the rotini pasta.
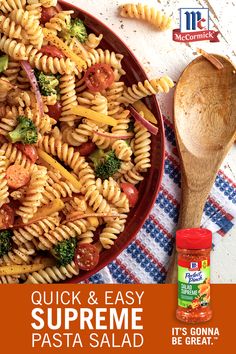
[0,0,26,14]
[120,3,172,30]
[26,45,76,74]
[0,142,33,169]
[16,166,48,223]
[86,49,126,76]
[45,11,73,36]
[112,139,133,161]
[0,15,23,40]
[25,261,79,284]
[0,150,9,207]
[133,120,151,172]
[0,35,27,60]
[13,214,60,246]
[120,76,174,104]
[84,33,103,50]
[25,0,42,21]
[10,9,44,49]
[2,59,21,84]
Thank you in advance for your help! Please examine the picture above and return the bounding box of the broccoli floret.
[35,70,60,96]
[53,238,77,266]
[0,230,13,258]
[63,18,88,43]
[8,116,38,144]
[90,149,121,180]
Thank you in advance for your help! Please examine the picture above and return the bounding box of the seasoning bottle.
[176,228,212,323]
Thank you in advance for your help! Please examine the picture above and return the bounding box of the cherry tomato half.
[40,6,58,25]
[74,244,99,271]
[0,204,15,230]
[120,183,139,207]
[84,64,115,92]
[40,45,64,58]
[77,142,97,156]
[47,101,62,120]
[15,144,38,163]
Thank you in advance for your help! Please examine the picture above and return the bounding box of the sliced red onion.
[93,130,133,139]
[20,60,44,117]
[129,105,159,135]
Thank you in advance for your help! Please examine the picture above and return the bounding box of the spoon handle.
[166,175,210,283]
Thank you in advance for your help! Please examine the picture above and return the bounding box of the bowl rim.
[59,0,165,283]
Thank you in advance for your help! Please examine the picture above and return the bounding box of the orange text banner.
[0,284,234,354]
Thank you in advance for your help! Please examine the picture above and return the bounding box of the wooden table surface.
[65,0,236,282]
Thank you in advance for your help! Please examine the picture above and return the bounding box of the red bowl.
[59,0,165,283]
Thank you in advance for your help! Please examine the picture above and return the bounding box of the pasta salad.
[0,0,174,284]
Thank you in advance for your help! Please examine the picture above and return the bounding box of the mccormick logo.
[173,8,219,43]
[190,262,199,270]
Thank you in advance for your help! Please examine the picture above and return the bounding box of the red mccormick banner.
[173,8,220,43]
[173,29,219,43]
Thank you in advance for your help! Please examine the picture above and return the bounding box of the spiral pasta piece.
[0,150,9,207]
[7,89,36,108]
[45,11,73,35]
[59,74,78,123]
[40,179,80,205]
[12,214,60,246]
[25,261,79,284]
[16,166,48,223]
[9,9,44,49]
[77,230,94,244]
[0,35,27,60]
[79,162,112,214]
[26,45,76,74]
[38,218,91,250]
[2,60,21,84]
[0,0,26,14]
[78,92,108,115]
[120,76,174,104]
[133,121,151,172]
[92,132,111,150]
[75,75,87,94]
[0,110,17,136]
[111,108,130,135]
[0,142,33,169]
[86,49,126,76]
[100,215,127,249]
[112,140,132,161]
[96,178,129,212]
[38,136,85,175]
[25,0,42,21]
[120,3,172,30]
[0,15,23,39]
[105,81,125,116]
[62,196,87,216]
[119,166,144,185]
[0,275,19,284]
[1,241,36,266]
[84,33,103,50]
[63,119,97,147]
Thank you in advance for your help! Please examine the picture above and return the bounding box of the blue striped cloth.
[87,115,236,284]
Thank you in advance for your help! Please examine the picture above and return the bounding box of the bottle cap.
[176,228,212,249]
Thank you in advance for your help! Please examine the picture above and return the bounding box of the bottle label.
[178,258,210,309]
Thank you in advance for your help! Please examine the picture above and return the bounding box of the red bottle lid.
[176,228,212,249]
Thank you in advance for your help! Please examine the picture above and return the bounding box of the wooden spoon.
[166,54,236,283]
